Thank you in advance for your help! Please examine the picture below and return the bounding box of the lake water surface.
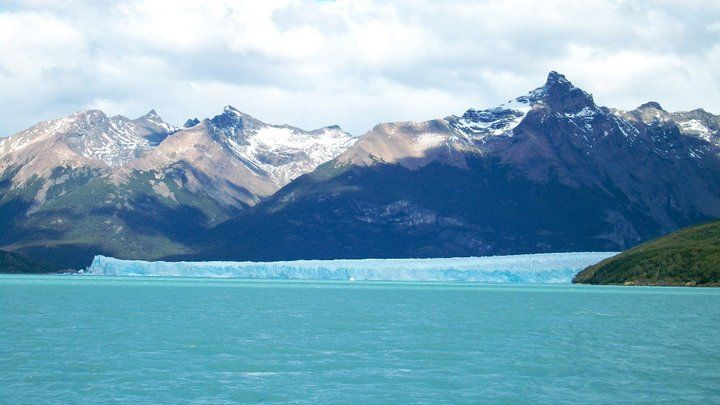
[1,275,719,403]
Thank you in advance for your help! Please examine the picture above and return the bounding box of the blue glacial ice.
[87,252,617,283]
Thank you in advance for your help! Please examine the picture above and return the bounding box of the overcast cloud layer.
[1,0,719,136]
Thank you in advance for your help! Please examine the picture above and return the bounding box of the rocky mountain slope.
[193,72,720,262]
[2,71,719,268]
[0,109,177,198]
[131,106,354,207]
[573,220,720,286]
[0,107,354,267]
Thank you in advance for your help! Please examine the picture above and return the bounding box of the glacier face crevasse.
[86,252,617,283]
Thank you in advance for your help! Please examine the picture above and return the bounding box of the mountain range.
[1,72,719,269]
[0,106,353,267]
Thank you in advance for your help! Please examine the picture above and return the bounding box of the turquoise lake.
[1,275,719,403]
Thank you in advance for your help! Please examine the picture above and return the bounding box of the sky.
[1,0,719,136]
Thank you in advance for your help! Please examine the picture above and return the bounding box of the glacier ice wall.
[87,252,617,283]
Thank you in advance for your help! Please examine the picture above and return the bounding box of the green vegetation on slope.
[0,168,244,269]
[0,250,56,274]
[573,220,720,286]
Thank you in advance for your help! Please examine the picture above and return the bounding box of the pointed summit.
[131,109,177,144]
[210,106,264,132]
[184,118,200,128]
[536,71,594,113]
[134,109,161,121]
[146,109,158,116]
[544,71,571,87]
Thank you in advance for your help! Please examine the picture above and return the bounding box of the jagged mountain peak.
[207,106,354,145]
[4,76,720,269]
[339,70,720,175]
[137,109,173,122]
[0,108,178,171]
[637,101,664,111]
[670,108,720,145]
[139,109,162,120]
[60,108,175,133]
[198,73,720,265]
[131,109,178,144]
[183,118,200,128]
[531,71,595,113]
[544,70,571,86]
[625,101,674,127]
[210,106,265,133]
[132,106,356,205]
[55,109,110,128]
[446,72,597,145]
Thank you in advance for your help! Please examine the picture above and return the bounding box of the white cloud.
[1,0,719,136]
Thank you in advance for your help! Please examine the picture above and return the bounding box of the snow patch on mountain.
[450,97,532,140]
[140,110,177,134]
[212,107,356,187]
[677,119,713,140]
[125,107,356,208]
[446,71,594,143]
[564,106,598,119]
[0,110,178,168]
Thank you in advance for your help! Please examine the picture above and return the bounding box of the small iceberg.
[86,252,617,283]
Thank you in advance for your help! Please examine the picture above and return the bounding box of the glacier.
[86,252,617,283]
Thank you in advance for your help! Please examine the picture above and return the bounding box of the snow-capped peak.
[0,109,178,167]
[448,91,535,140]
[446,72,603,143]
[213,110,356,185]
[141,109,160,118]
[133,109,178,136]
[670,109,720,146]
[498,97,533,114]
